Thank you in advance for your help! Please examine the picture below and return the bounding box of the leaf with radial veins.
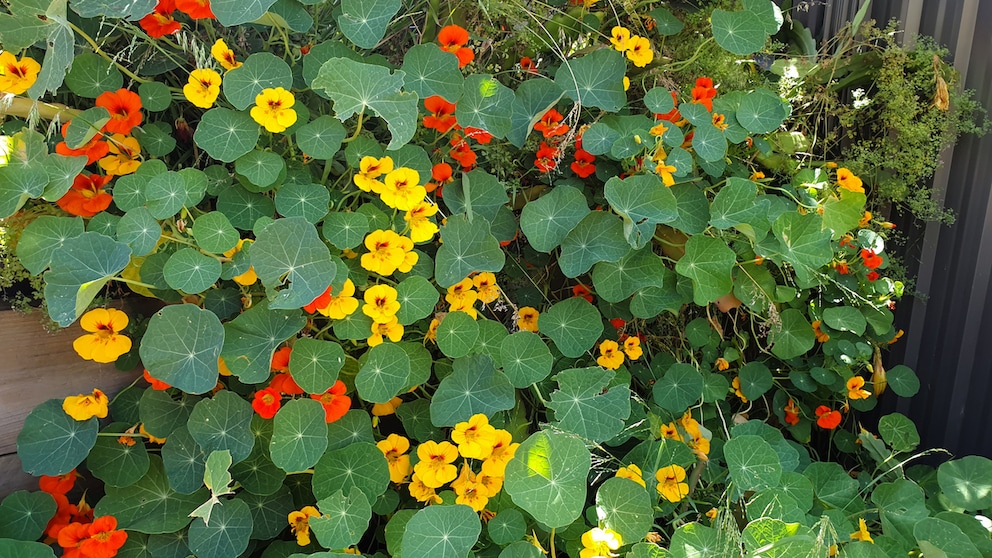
[339,0,401,49]
[556,48,626,111]
[548,368,631,442]
[401,505,481,558]
[539,298,604,358]
[193,108,261,163]
[221,300,306,384]
[16,216,84,275]
[251,217,336,310]
[313,57,419,150]
[16,399,98,477]
[311,487,372,549]
[434,213,505,288]
[520,185,590,253]
[140,304,224,395]
[43,232,132,327]
[400,44,464,103]
[504,430,590,528]
[270,399,328,473]
[456,75,514,139]
[675,235,737,305]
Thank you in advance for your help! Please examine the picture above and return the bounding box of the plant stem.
[68,21,149,84]
[0,97,80,121]
[112,277,157,289]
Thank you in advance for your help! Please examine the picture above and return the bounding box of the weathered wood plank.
[0,309,141,493]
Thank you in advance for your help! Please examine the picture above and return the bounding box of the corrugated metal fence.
[800,0,992,458]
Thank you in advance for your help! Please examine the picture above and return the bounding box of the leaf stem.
[112,277,157,289]
[67,21,149,84]
[342,109,366,143]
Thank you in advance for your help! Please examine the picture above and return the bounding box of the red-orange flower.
[784,398,801,426]
[143,369,171,390]
[271,346,292,373]
[815,406,842,430]
[424,95,458,133]
[95,89,143,135]
[427,162,454,193]
[59,516,127,558]
[534,141,559,173]
[572,284,594,303]
[655,90,682,123]
[175,0,215,18]
[571,148,596,178]
[269,372,305,395]
[56,173,113,218]
[56,122,109,164]
[520,56,537,74]
[462,126,492,144]
[138,0,181,38]
[534,108,569,138]
[44,493,74,540]
[304,285,333,313]
[691,77,717,112]
[437,25,474,67]
[252,387,282,419]
[311,380,351,423]
[40,469,78,496]
[861,249,883,270]
[835,262,849,275]
[867,271,880,282]
[449,141,477,170]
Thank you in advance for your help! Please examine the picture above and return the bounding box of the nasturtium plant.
[2,0,980,556]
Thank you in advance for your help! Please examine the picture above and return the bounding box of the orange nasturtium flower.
[861,249,883,270]
[288,506,320,546]
[597,340,625,370]
[58,515,128,558]
[371,396,403,417]
[72,308,131,363]
[423,95,458,133]
[836,167,865,193]
[40,469,78,496]
[175,0,215,19]
[0,51,41,94]
[437,25,474,67]
[56,122,109,164]
[250,87,298,133]
[252,387,282,419]
[815,406,842,429]
[414,440,459,488]
[56,173,113,218]
[784,398,801,426]
[847,376,872,400]
[534,108,569,138]
[311,380,351,423]
[183,68,222,109]
[271,346,292,373]
[62,388,110,421]
[96,89,143,135]
[98,134,142,177]
[211,38,242,71]
[691,76,717,111]
[534,141,559,173]
[143,369,171,391]
[517,306,540,333]
[732,376,748,403]
[571,148,596,178]
[656,464,690,503]
[138,0,181,38]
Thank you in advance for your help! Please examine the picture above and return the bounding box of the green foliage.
[2,0,983,556]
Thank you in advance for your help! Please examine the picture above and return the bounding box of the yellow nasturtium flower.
[623,336,642,360]
[250,87,298,133]
[362,284,401,323]
[615,464,647,488]
[380,167,426,211]
[211,38,242,71]
[517,306,540,332]
[376,433,412,484]
[626,35,654,67]
[353,156,394,193]
[656,464,689,503]
[288,506,320,546]
[316,278,359,320]
[73,308,132,363]
[451,413,498,460]
[850,518,874,543]
[473,272,500,304]
[0,51,41,95]
[183,68,222,109]
[404,201,440,243]
[223,239,258,286]
[481,429,519,477]
[580,528,622,558]
[413,440,459,488]
[368,317,404,347]
[409,473,442,504]
[609,26,632,52]
[361,229,416,276]
[597,340,624,370]
[98,134,142,176]
[62,388,109,421]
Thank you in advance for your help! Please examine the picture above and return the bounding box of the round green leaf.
[692,122,728,162]
[136,121,177,157]
[644,87,674,114]
[275,183,329,224]
[596,477,653,544]
[401,44,464,102]
[520,185,590,253]
[474,319,508,366]
[96,455,208,534]
[0,491,57,542]
[296,115,346,159]
[437,311,480,358]
[322,211,369,250]
[878,413,920,453]
[555,48,626,112]
[64,52,123,97]
[139,389,198,442]
[357,343,411,404]
[231,423,285,496]
[188,391,255,464]
[270,399,328,473]
[138,81,172,112]
[539,297,604,358]
[145,171,188,219]
[435,214,505,288]
[559,210,630,278]
[16,215,84,275]
[16,399,98,476]
[770,308,816,360]
[581,122,619,156]
[235,150,286,189]
[394,276,440,326]
[914,517,982,558]
[161,425,206,495]
[236,486,294,540]
[222,53,293,110]
[188,498,253,558]
[311,487,372,549]
[456,75,514,139]
[711,9,768,55]
[822,306,867,336]
[163,248,221,293]
[549,368,631,443]
[737,87,790,134]
[804,462,859,512]
[500,331,553,388]
[252,217,336,309]
[505,430,590,529]
[339,0,400,48]
[725,435,782,492]
[592,246,667,303]
[938,456,992,511]
[216,185,275,230]
[289,338,345,394]
[444,169,510,224]
[192,212,239,255]
[194,108,261,163]
[487,508,526,546]
[649,7,684,35]
[116,208,160,256]
[312,442,389,503]
[675,235,736,305]
[739,361,773,401]
[885,365,920,397]
[0,539,58,558]
[652,363,703,413]
[44,232,132,327]
[87,422,150,488]
[430,354,515,427]
[402,504,481,558]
